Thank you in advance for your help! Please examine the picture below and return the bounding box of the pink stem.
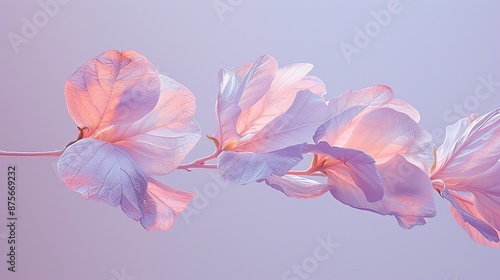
[177,150,221,170]
[178,150,327,177]
[0,146,324,177]
[287,170,325,177]
[0,149,64,157]
[184,164,218,170]
[287,161,325,177]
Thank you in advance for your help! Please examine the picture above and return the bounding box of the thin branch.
[177,149,221,171]
[0,149,64,157]
[287,170,325,177]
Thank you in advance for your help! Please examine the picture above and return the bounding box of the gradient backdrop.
[1,1,499,279]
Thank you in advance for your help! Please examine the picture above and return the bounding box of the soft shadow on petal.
[237,62,324,135]
[57,138,148,221]
[215,55,277,147]
[237,90,331,153]
[469,161,500,230]
[65,50,161,137]
[305,142,383,202]
[236,55,278,111]
[449,206,500,248]
[313,106,365,145]
[100,75,202,176]
[330,155,435,229]
[441,187,499,243]
[323,86,421,147]
[344,108,434,173]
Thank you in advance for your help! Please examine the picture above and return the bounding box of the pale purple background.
[1,1,499,279]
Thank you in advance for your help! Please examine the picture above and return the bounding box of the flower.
[431,109,500,246]
[213,55,331,184]
[262,86,437,228]
[57,50,201,231]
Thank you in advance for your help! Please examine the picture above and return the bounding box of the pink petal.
[214,55,277,147]
[330,155,436,229]
[215,68,243,147]
[433,109,500,179]
[260,175,332,199]
[328,85,420,122]
[237,62,325,136]
[462,161,500,230]
[294,75,327,97]
[313,105,366,145]
[236,55,278,111]
[431,109,500,247]
[305,142,383,202]
[235,61,253,77]
[449,206,500,248]
[320,87,420,147]
[344,108,434,174]
[140,178,193,231]
[218,144,304,184]
[441,187,499,243]
[384,99,421,122]
[431,164,500,235]
[433,115,477,173]
[328,85,393,116]
[236,90,331,153]
[65,50,161,137]
[57,138,147,221]
[97,75,201,176]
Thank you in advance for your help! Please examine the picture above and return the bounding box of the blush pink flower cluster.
[7,50,496,247]
[210,56,437,229]
[209,55,499,245]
